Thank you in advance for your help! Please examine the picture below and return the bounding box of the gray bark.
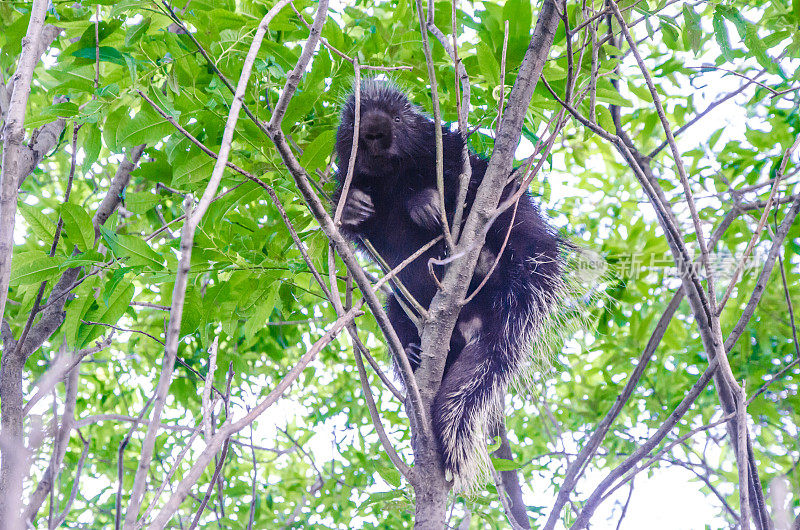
[412,1,562,526]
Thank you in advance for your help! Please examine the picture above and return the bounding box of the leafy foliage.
[1,0,798,527]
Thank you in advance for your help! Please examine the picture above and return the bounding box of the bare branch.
[24,335,114,417]
[116,396,155,530]
[263,0,429,441]
[724,194,800,353]
[0,9,52,519]
[332,60,362,227]
[353,331,413,479]
[148,304,361,528]
[123,3,293,525]
[414,0,455,252]
[718,135,800,311]
[187,436,230,530]
[648,68,767,158]
[50,430,90,528]
[22,350,80,526]
[737,383,751,530]
[201,337,219,442]
[489,454,526,530]
[570,357,720,528]
[610,0,716,314]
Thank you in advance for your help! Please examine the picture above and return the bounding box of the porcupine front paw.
[407,188,443,231]
[404,343,422,371]
[341,189,375,227]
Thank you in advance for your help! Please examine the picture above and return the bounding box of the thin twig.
[246,417,258,530]
[202,336,219,441]
[414,0,455,252]
[610,0,716,316]
[116,396,155,530]
[738,383,751,530]
[496,20,510,131]
[124,3,294,524]
[51,431,90,528]
[136,422,203,528]
[489,451,526,530]
[353,329,413,480]
[149,304,360,527]
[333,60,361,226]
[570,358,720,528]
[717,135,800,311]
[614,480,634,530]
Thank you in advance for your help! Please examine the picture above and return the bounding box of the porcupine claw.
[404,343,422,371]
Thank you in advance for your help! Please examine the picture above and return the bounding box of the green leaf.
[48,64,95,93]
[660,19,681,50]
[61,250,105,269]
[96,84,119,99]
[124,54,138,86]
[712,12,733,62]
[125,192,160,214]
[282,90,321,133]
[116,109,174,149]
[148,86,180,119]
[244,287,277,341]
[476,41,500,86]
[18,203,55,243]
[374,462,402,487]
[594,87,633,107]
[708,128,724,149]
[77,282,135,347]
[103,106,130,152]
[595,105,615,133]
[133,150,172,185]
[100,226,165,269]
[173,155,215,187]
[71,46,127,66]
[111,0,146,17]
[744,31,778,73]
[180,288,203,337]
[79,100,106,125]
[103,267,133,306]
[10,254,64,285]
[490,457,522,472]
[682,3,702,55]
[61,203,95,252]
[299,130,335,172]
[717,6,747,40]
[125,17,151,46]
[48,101,80,118]
[359,490,404,508]
[82,125,102,173]
[64,276,98,350]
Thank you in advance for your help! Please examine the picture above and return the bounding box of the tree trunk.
[409,0,563,525]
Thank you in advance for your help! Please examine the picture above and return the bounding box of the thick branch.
[0,5,62,526]
[23,358,79,525]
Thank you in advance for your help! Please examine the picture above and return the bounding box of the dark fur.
[333,80,563,489]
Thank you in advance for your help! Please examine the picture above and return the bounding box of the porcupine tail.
[432,243,602,492]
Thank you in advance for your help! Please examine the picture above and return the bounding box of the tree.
[0,0,798,528]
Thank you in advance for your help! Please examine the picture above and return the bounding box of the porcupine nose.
[359,110,393,153]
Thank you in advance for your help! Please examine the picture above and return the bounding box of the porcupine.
[333,79,571,491]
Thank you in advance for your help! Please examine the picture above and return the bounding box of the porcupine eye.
[393,116,401,123]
